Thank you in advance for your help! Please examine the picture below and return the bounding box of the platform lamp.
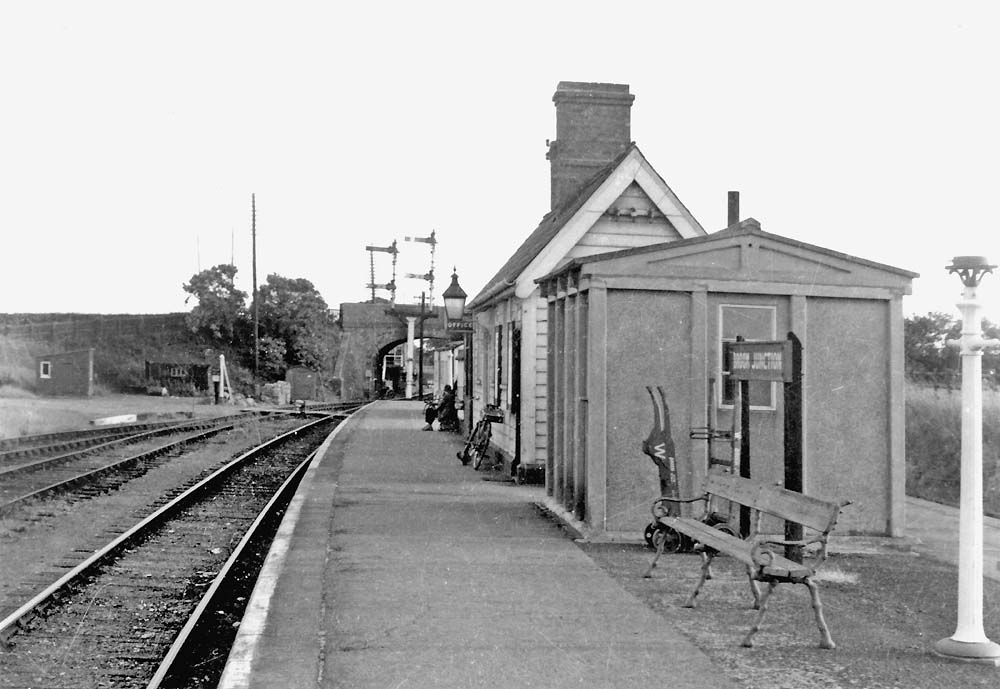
[935,255,1000,664]
[442,268,471,431]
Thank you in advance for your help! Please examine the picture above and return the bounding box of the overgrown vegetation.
[182,264,340,392]
[904,311,999,384]
[905,384,1000,515]
[904,311,1000,515]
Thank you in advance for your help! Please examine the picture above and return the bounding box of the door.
[511,327,521,470]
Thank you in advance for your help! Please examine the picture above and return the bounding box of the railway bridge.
[333,301,455,400]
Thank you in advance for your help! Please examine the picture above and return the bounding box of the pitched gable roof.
[469,144,704,308]
[536,218,919,290]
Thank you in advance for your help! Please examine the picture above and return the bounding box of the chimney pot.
[727,191,740,227]
[549,82,634,211]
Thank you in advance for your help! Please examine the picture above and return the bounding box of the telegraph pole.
[252,194,259,398]
[418,292,426,397]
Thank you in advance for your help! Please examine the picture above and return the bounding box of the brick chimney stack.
[546,81,635,211]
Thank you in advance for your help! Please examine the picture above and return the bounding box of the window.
[719,304,776,409]
[39,361,51,379]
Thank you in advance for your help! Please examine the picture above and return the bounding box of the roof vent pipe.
[727,191,740,227]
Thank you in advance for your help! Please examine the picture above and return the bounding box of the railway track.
[0,416,236,466]
[0,417,244,517]
[0,413,345,689]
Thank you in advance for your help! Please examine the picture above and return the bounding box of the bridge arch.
[374,337,408,397]
[334,302,451,400]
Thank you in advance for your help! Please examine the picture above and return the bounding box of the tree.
[183,264,248,343]
[257,335,287,381]
[904,312,956,375]
[255,274,334,373]
[904,313,1000,381]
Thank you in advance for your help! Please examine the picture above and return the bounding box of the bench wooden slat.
[703,472,841,533]
[664,516,812,579]
[704,472,761,508]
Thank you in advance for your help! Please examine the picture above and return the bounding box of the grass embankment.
[906,383,1000,515]
[0,329,256,399]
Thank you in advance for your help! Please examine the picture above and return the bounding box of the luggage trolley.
[641,380,739,552]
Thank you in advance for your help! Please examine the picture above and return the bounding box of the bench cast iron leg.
[805,577,836,649]
[684,551,716,608]
[642,535,666,578]
[746,567,762,609]
[741,581,777,647]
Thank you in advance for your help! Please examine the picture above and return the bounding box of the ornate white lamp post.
[935,256,1000,663]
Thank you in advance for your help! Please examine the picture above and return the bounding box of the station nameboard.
[727,340,794,382]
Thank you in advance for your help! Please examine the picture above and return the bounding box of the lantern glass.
[442,269,467,321]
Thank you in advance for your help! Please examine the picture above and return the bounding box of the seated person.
[422,400,438,431]
[436,385,459,431]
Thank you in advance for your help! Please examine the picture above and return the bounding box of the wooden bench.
[642,472,849,649]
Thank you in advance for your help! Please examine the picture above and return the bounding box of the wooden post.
[736,336,751,538]
[783,332,804,562]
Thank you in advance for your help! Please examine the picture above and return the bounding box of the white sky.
[2,2,999,324]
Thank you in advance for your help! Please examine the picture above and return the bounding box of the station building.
[468,80,917,539]
[466,82,706,479]
[537,218,916,539]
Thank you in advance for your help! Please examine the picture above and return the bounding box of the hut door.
[511,327,521,466]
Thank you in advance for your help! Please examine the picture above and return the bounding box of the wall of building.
[35,348,94,396]
[806,297,893,534]
[472,298,517,459]
[568,183,685,260]
[601,290,694,534]
[550,284,900,538]
[524,294,549,469]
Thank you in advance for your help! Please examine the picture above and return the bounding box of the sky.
[2,2,999,325]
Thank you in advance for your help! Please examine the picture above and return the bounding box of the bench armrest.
[751,535,831,570]
[651,495,707,519]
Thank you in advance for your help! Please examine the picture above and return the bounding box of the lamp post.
[935,255,1000,664]
[443,269,471,432]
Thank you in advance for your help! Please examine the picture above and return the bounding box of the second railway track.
[0,418,241,516]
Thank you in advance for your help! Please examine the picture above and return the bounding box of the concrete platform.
[218,400,739,688]
[219,400,995,687]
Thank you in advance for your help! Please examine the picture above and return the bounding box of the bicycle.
[457,404,503,469]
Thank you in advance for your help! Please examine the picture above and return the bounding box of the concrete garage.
[538,218,917,540]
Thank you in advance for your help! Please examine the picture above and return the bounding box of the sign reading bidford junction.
[727,340,794,382]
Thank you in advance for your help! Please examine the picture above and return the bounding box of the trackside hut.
[35,348,95,396]
[537,218,917,539]
[467,81,706,478]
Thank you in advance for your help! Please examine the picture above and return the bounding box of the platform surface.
[219,400,739,688]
